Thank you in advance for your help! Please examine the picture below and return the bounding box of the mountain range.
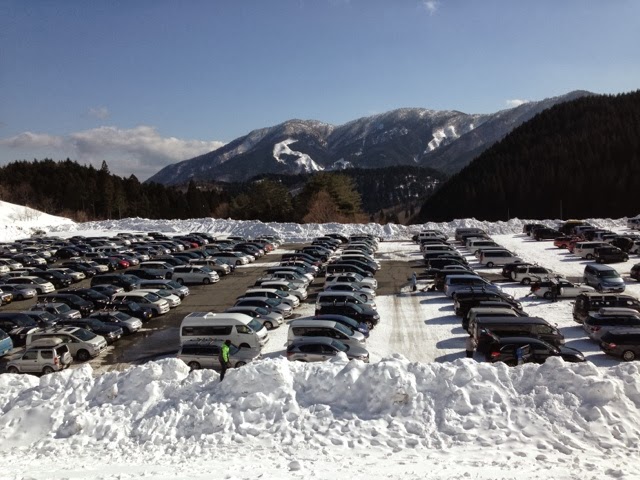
[146,90,593,185]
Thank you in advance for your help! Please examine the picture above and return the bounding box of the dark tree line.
[0,159,369,223]
[414,90,640,222]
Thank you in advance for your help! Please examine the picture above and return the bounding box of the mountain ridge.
[146,90,594,185]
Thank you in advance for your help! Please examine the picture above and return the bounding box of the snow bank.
[2,356,640,461]
[45,216,631,243]
[0,200,75,242]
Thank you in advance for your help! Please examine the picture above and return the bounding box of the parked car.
[26,326,107,361]
[572,292,640,324]
[600,330,640,361]
[58,318,123,344]
[510,265,553,285]
[59,288,112,310]
[583,264,626,292]
[112,291,170,316]
[315,301,380,330]
[5,276,55,294]
[583,307,640,341]
[233,297,293,318]
[631,264,640,282]
[478,249,523,268]
[225,306,284,330]
[286,337,369,363]
[37,293,94,317]
[594,246,629,264]
[529,279,595,299]
[487,336,585,365]
[178,340,261,370]
[171,265,219,285]
[89,310,143,334]
[105,300,154,322]
[0,312,41,346]
[0,328,14,357]
[533,228,562,241]
[29,302,81,320]
[6,337,72,374]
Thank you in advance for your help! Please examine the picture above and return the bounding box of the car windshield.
[200,266,213,273]
[114,312,131,321]
[73,329,97,341]
[334,322,354,336]
[167,281,182,289]
[247,319,263,332]
[57,304,71,313]
[153,290,170,298]
[330,340,348,352]
[255,307,269,315]
[143,293,160,302]
[600,271,620,278]
[125,302,142,312]
[265,298,280,307]
[274,290,288,298]
[37,311,57,322]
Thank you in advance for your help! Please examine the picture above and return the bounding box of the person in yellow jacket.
[219,339,232,381]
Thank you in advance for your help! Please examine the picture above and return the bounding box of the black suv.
[487,336,585,365]
[37,293,95,317]
[315,301,380,330]
[30,269,73,289]
[453,291,522,317]
[533,228,561,241]
[594,246,629,264]
[0,312,39,346]
[59,318,123,344]
[630,264,640,282]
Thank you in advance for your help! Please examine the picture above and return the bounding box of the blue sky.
[1,0,639,180]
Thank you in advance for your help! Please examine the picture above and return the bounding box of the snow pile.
[2,356,640,461]
[0,200,75,242]
[45,216,631,243]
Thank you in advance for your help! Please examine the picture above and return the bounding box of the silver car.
[178,340,261,370]
[225,306,284,330]
[286,337,369,363]
[6,337,72,374]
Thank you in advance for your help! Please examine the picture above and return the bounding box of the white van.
[180,312,268,350]
[478,249,522,267]
[287,319,366,347]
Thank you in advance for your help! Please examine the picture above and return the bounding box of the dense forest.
[414,91,640,222]
[0,159,440,224]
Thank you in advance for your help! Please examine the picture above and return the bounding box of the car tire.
[188,361,201,370]
[239,343,250,349]
[176,278,184,285]
[622,350,636,362]
[235,361,246,368]
[486,262,495,268]
[202,278,211,285]
[7,366,20,374]
[42,366,54,375]
[521,278,531,285]
[264,321,274,330]
[586,254,594,260]
[236,260,242,266]
[76,349,91,362]
[365,320,374,330]
[543,291,552,299]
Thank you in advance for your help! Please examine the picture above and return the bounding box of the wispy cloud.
[87,106,110,120]
[0,125,225,179]
[420,0,439,14]
[506,99,529,108]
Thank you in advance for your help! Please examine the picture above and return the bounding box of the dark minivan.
[572,293,640,324]
[472,316,564,354]
[37,293,95,317]
[600,330,640,361]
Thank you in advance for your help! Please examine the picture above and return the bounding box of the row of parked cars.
[0,232,284,374]
[174,234,382,370]
[416,227,586,365]
[488,220,640,362]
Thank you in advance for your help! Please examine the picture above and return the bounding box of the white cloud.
[88,106,110,120]
[420,0,439,14]
[506,99,529,108]
[0,125,225,180]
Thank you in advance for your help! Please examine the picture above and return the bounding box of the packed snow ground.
[2,201,640,479]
